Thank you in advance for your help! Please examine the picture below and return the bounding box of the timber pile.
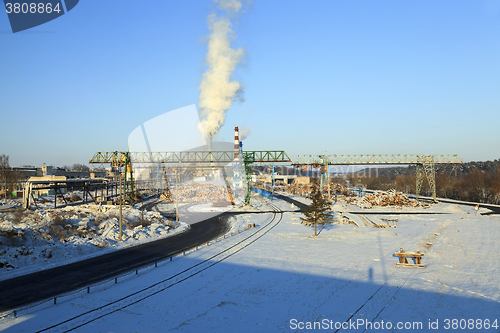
[283,183,314,197]
[347,189,429,209]
[332,184,352,196]
[160,183,232,203]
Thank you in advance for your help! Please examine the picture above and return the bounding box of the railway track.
[35,203,284,333]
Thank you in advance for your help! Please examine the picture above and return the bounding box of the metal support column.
[243,153,254,205]
[271,162,274,200]
[416,155,437,202]
[327,162,331,202]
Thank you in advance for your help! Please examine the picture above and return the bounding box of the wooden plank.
[396,263,425,268]
[395,253,424,258]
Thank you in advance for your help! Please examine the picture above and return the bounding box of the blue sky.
[1,0,499,167]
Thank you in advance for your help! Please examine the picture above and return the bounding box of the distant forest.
[344,160,500,204]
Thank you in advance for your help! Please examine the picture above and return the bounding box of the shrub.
[70,194,81,202]
[47,212,69,241]
[141,218,153,228]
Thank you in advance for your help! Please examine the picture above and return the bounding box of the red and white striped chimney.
[234,126,239,160]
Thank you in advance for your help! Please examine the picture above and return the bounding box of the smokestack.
[234,125,239,160]
[208,133,213,151]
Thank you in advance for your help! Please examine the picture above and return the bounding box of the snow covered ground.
[1,193,499,332]
[0,192,292,281]
[0,199,189,281]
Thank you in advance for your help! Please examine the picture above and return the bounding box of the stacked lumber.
[347,189,429,209]
[282,183,314,197]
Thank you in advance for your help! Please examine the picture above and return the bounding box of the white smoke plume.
[198,0,245,139]
[214,0,242,12]
[239,126,251,140]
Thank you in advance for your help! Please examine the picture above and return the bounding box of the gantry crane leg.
[416,156,436,202]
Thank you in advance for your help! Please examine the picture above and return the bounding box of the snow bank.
[0,205,188,281]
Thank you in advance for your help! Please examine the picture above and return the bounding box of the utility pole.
[175,166,179,224]
[271,163,274,200]
[119,167,123,241]
[112,156,123,242]
[326,156,331,202]
[1,155,8,204]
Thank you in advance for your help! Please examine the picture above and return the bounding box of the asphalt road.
[0,212,230,312]
[273,192,309,212]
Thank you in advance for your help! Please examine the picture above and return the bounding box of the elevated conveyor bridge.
[90,151,291,204]
[90,151,291,164]
[294,154,463,201]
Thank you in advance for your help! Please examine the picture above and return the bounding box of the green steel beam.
[294,154,463,202]
[295,154,463,165]
[415,155,437,201]
[89,151,292,164]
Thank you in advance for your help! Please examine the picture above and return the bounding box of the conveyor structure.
[90,150,291,204]
[294,154,463,201]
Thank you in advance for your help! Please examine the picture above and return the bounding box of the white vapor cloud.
[239,126,250,141]
[198,0,245,139]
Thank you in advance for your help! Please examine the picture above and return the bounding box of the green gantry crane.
[90,150,291,205]
[294,154,463,202]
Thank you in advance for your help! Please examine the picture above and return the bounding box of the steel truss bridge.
[90,151,462,203]
[89,151,291,204]
[294,154,463,201]
[89,151,291,164]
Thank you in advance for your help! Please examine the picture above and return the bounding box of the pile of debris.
[283,183,313,197]
[347,189,429,209]
[161,183,233,203]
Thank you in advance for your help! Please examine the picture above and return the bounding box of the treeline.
[348,160,500,204]
[1,154,18,199]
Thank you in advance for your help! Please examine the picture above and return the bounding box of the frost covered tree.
[301,179,332,236]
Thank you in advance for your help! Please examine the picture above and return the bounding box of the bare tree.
[0,154,10,203]
[493,167,500,204]
[71,163,90,172]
